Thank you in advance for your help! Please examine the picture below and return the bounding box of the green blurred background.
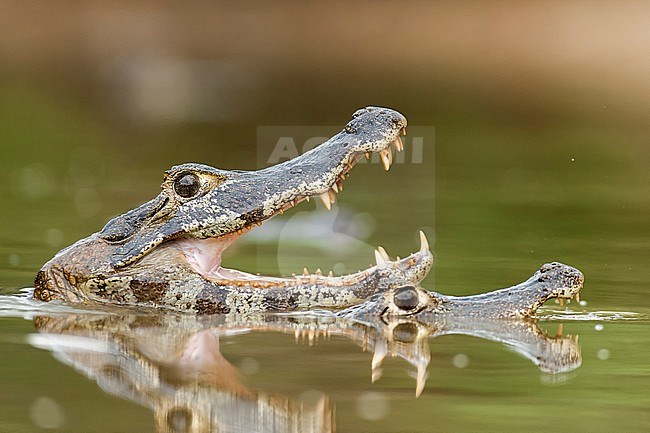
[0,2,649,432]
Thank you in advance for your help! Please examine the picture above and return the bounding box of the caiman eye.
[174,172,201,198]
[393,286,419,311]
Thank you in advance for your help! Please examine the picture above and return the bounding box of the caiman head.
[34,106,433,311]
[341,262,584,320]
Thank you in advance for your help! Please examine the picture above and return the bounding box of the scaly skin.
[32,105,584,319]
[340,261,584,320]
[33,107,434,313]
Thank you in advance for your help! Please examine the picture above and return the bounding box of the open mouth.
[169,121,428,288]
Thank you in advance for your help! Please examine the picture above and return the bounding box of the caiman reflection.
[32,308,581,433]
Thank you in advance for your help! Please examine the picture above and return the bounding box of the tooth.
[316,268,322,275]
[336,179,343,192]
[558,298,564,306]
[395,136,404,152]
[305,196,310,202]
[328,271,334,277]
[419,230,429,252]
[303,268,309,276]
[365,152,371,160]
[331,183,339,193]
[377,246,390,261]
[375,250,388,269]
[319,192,332,210]
[328,188,336,203]
[379,149,391,171]
[401,127,407,136]
[575,293,580,303]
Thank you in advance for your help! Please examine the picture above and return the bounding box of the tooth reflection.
[31,313,582,431]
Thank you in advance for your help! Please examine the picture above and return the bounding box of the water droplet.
[29,397,65,429]
[452,353,469,369]
[356,391,389,421]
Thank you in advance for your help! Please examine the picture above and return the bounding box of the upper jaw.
[106,106,408,269]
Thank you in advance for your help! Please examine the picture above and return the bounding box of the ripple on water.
[0,288,104,319]
[538,309,644,322]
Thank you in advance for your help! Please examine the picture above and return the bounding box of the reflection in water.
[29,312,582,433]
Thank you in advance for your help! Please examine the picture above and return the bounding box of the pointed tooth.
[377,246,390,262]
[379,149,391,171]
[303,267,309,276]
[336,179,343,192]
[575,293,580,303]
[331,182,339,193]
[375,250,388,269]
[305,196,310,202]
[316,268,322,275]
[328,271,334,277]
[319,192,332,210]
[328,188,336,203]
[401,127,407,136]
[365,152,371,160]
[395,136,404,152]
[419,230,429,252]
[558,298,564,306]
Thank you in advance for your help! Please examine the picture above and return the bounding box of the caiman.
[34,106,434,313]
[33,106,584,317]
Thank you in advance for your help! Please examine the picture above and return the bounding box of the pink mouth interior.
[174,234,287,283]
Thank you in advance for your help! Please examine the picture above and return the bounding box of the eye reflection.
[392,322,419,343]
[166,407,193,433]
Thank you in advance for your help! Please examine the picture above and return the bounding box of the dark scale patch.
[129,279,168,303]
[240,208,265,225]
[196,285,231,314]
[33,270,52,300]
[195,298,231,315]
[263,290,299,311]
